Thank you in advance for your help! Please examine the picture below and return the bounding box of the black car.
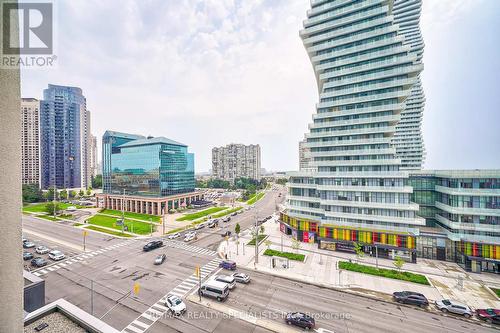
[486,315,500,325]
[143,240,163,252]
[221,231,231,237]
[31,257,48,267]
[23,251,34,260]
[285,312,315,330]
[393,291,429,307]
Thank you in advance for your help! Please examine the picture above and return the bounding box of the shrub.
[338,261,429,285]
[263,249,305,262]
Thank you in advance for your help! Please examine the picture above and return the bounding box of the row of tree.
[196,177,268,201]
[22,184,93,204]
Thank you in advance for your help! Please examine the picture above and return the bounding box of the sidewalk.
[219,218,500,310]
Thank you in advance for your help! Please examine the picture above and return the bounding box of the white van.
[199,280,229,301]
[213,275,236,290]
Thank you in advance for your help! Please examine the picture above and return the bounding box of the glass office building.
[102,131,195,197]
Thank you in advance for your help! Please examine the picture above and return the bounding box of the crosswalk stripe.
[131,320,149,329]
[33,272,41,276]
[123,324,143,333]
[152,304,168,312]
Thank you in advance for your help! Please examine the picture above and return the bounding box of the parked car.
[198,280,230,302]
[230,212,238,217]
[154,253,166,265]
[477,308,500,324]
[22,236,27,243]
[23,251,34,261]
[207,220,217,228]
[221,231,231,237]
[222,216,231,223]
[194,223,205,230]
[143,240,163,252]
[165,294,186,316]
[285,312,315,330]
[35,246,50,255]
[168,232,180,239]
[392,291,429,307]
[213,275,236,289]
[232,272,250,284]
[31,257,48,268]
[435,299,473,318]
[23,241,35,248]
[219,260,237,270]
[48,250,65,261]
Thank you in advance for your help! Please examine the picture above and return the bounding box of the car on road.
[168,232,180,239]
[143,240,163,252]
[285,312,315,330]
[477,308,500,324]
[194,223,205,230]
[154,253,166,265]
[392,291,429,307]
[222,216,231,223]
[219,260,237,270]
[23,241,35,248]
[35,245,50,255]
[207,219,218,228]
[199,280,229,302]
[31,257,48,268]
[184,233,195,242]
[165,294,186,315]
[213,275,236,289]
[232,272,250,284]
[48,250,65,261]
[23,252,34,261]
[221,231,231,237]
[435,299,473,318]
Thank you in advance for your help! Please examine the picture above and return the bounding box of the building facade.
[212,144,261,182]
[40,84,91,189]
[282,0,425,262]
[21,98,40,186]
[408,170,500,273]
[98,131,200,215]
[89,134,98,178]
[298,140,311,171]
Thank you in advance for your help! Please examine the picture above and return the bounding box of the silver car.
[435,299,473,318]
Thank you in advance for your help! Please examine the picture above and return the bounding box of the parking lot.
[22,231,81,270]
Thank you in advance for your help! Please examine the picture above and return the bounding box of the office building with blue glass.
[98,131,202,215]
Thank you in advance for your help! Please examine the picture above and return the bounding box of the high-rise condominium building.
[283,0,425,262]
[21,98,40,186]
[212,144,261,182]
[299,139,311,170]
[90,134,98,177]
[40,84,91,189]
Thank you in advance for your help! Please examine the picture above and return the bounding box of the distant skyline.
[21,0,500,173]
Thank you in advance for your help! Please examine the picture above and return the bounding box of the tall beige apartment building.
[212,144,261,182]
[21,98,40,186]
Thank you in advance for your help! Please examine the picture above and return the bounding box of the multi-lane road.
[21,188,498,333]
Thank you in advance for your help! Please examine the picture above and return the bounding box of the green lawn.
[176,206,227,221]
[37,215,60,221]
[99,209,161,222]
[88,215,155,235]
[166,227,186,234]
[491,287,500,298]
[247,234,267,246]
[339,261,430,285]
[84,225,133,237]
[23,202,74,213]
[212,206,242,218]
[263,249,305,262]
[247,192,265,205]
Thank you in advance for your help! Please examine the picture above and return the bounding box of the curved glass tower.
[283,0,426,261]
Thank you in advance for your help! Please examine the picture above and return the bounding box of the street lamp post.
[121,189,125,234]
[150,218,152,237]
[53,184,57,219]
[254,211,259,265]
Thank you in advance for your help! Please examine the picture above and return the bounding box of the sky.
[21,0,500,173]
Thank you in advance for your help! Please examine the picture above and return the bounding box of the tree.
[91,174,102,189]
[45,188,57,202]
[260,224,265,235]
[79,189,84,197]
[69,190,77,199]
[235,223,241,236]
[264,239,272,249]
[354,242,364,262]
[86,188,92,196]
[393,256,405,273]
[45,202,60,215]
[22,184,43,203]
[292,239,301,253]
[59,189,68,200]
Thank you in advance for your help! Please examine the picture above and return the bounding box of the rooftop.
[118,136,186,148]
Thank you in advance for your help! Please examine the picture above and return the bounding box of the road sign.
[83,230,88,237]
[133,282,140,295]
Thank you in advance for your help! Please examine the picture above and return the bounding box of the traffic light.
[195,266,200,278]
[133,282,140,295]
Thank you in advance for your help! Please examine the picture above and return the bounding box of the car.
[285,312,315,330]
[165,294,187,315]
[31,257,48,267]
[232,272,250,284]
[22,236,27,243]
[230,212,238,216]
[221,231,231,237]
[154,253,166,265]
[198,280,230,302]
[184,234,195,242]
[23,251,34,261]
[48,250,65,261]
[219,260,237,270]
[213,275,236,289]
[207,220,217,228]
[392,291,429,307]
[477,308,500,324]
[35,246,50,254]
[23,241,35,248]
[435,299,473,318]
[222,216,231,223]
[194,223,205,230]
[168,232,180,239]
[143,240,163,252]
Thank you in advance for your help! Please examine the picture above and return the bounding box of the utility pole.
[196,266,201,301]
[53,184,57,219]
[375,245,379,269]
[162,207,165,235]
[83,230,87,252]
